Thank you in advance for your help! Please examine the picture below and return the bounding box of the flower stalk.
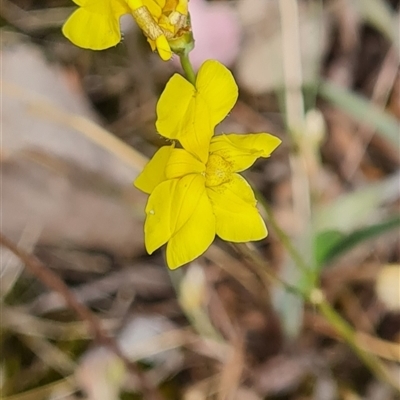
[236,208,400,393]
[179,53,196,86]
[315,293,400,391]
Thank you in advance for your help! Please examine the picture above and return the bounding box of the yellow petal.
[142,0,163,17]
[144,179,175,254]
[71,0,127,7]
[155,35,172,60]
[129,2,158,30]
[162,0,178,13]
[62,7,124,50]
[156,74,212,162]
[166,149,205,179]
[175,0,188,15]
[128,0,144,10]
[144,174,207,255]
[130,3,170,61]
[128,1,172,60]
[178,94,213,163]
[156,73,195,139]
[134,145,174,194]
[166,187,215,269]
[147,38,156,51]
[170,174,206,233]
[210,133,282,172]
[207,174,267,242]
[196,60,238,128]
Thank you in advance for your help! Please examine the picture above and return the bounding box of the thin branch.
[0,233,165,400]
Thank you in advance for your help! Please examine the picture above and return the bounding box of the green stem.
[315,294,400,391]
[233,239,399,392]
[232,243,307,299]
[258,197,312,275]
[179,53,196,86]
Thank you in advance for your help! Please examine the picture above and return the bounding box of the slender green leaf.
[315,230,344,266]
[314,172,400,232]
[316,215,400,266]
[319,81,399,148]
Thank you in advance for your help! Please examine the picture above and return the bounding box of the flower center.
[205,154,232,187]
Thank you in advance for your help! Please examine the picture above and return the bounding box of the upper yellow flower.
[62,0,189,60]
[134,60,281,269]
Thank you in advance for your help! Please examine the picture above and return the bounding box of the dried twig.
[0,232,165,400]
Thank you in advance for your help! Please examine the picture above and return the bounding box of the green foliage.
[319,81,399,148]
[315,215,400,267]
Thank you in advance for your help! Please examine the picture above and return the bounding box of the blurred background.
[1,0,400,399]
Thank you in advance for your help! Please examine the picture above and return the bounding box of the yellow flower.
[134,60,281,269]
[62,0,189,60]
